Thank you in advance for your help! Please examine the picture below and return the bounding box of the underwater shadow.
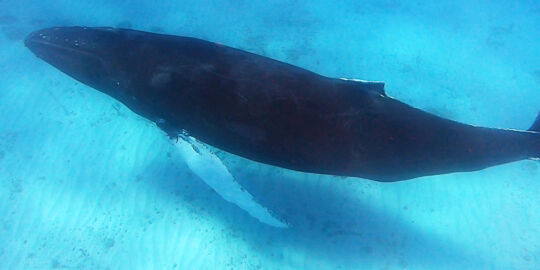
[141,144,492,269]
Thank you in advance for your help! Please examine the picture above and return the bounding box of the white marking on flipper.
[173,136,288,228]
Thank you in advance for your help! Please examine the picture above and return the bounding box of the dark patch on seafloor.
[103,238,115,250]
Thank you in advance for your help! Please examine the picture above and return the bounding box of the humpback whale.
[25,27,539,183]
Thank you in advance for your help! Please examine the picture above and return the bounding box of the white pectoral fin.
[173,136,288,228]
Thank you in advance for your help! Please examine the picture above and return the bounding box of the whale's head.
[25,26,207,135]
[24,27,140,98]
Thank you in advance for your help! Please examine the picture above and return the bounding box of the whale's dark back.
[25,27,540,181]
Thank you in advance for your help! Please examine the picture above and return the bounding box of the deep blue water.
[1,1,539,269]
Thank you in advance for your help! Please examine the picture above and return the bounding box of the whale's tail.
[529,111,540,159]
[529,112,540,132]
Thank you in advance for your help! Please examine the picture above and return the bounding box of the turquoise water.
[1,1,540,269]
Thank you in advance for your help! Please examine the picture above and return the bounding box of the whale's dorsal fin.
[339,78,386,96]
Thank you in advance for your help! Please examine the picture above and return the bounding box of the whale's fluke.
[529,112,540,132]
